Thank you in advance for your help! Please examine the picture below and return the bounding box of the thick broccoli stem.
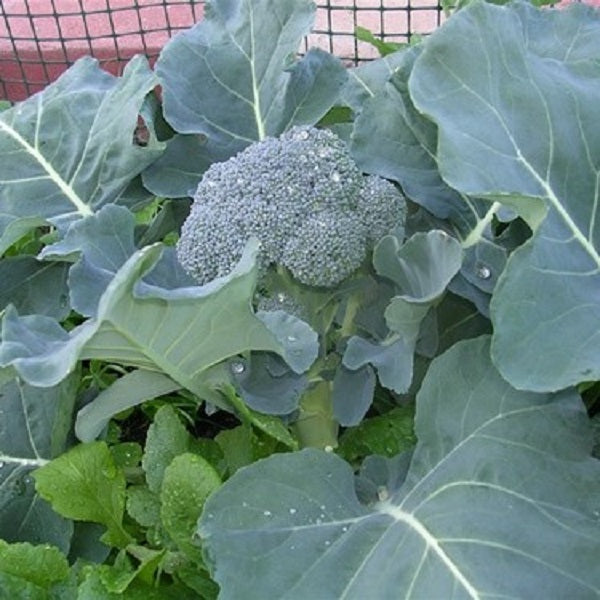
[291,381,338,449]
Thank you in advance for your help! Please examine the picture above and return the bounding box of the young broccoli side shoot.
[176,126,406,288]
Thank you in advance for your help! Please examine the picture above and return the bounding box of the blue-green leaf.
[0,240,318,394]
[331,365,376,427]
[409,1,600,391]
[0,375,77,551]
[0,56,163,253]
[141,134,217,199]
[0,256,69,319]
[157,0,344,156]
[40,204,137,317]
[199,337,600,598]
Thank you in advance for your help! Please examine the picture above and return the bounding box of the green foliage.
[354,26,406,56]
[33,442,133,548]
[0,0,599,597]
[337,406,416,465]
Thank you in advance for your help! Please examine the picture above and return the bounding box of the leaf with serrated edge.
[199,336,600,598]
[33,441,132,548]
[409,2,600,391]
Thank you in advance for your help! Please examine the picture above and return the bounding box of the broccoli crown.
[177,126,406,287]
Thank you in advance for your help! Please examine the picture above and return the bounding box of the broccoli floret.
[359,175,407,245]
[176,126,406,287]
[281,211,366,287]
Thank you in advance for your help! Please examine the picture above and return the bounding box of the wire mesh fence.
[0,0,443,101]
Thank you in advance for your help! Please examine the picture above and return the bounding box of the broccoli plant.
[0,0,599,598]
[176,124,407,446]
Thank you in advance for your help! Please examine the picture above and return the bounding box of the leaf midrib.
[0,117,93,217]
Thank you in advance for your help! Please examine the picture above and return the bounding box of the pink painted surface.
[1,0,599,101]
[0,0,444,100]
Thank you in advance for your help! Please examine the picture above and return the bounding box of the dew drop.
[324,540,331,546]
[0,461,5,469]
[324,446,334,453]
[331,171,341,183]
[342,526,348,532]
[230,361,245,375]
[263,510,272,517]
[319,505,326,511]
[475,263,492,280]
[277,292,287,303]
[289,508,297,515]
[295,129,310,141]
[286,335,297,343]
[377,486,389,502]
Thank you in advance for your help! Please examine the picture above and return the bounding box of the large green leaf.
[156,0,346,157]
[0,375,77,551]
[0,56,163,253]
[0,240,318,392]
[409,1,600,391]
[199,337,600,598]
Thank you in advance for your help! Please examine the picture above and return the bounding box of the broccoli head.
[176,126,406,288]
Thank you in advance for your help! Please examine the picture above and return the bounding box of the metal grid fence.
[0,0,443,102]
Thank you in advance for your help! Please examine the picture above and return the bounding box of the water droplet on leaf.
[230,361,245,375]
[377,486,389,502]
[475,263,491,279]
[331,171,341,183]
